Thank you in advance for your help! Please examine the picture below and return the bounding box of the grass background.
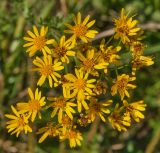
[0,0,160,153]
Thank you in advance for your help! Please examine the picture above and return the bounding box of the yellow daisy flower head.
[17,88,46,122]
[5,105,32,137]
[111,74,136,100]
[23,26,54,57]
[123,100,147,122]
[109,104,131,132]
[63,68,96,112]
[37,122,60,143]
[60,127,83,148]
[87,98,112,122]
[52,36,76,63]
[77,49,108,76]
[46,96,76,123]
[33,55,64,88]
[114,8,141,44]
[60,115,73,134]
[132,55,154,75]
[64,12,98,43]
[99,39,121,64]
[130,41,145,57]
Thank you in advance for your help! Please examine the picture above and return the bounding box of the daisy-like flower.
[87,98,112,122]
[114,8,141,44]
[109,104,131,132]
[17,88,46,122]
[37,122,60,143]
[64,12,98,43]
[5,105,32,137]
[123,100,147,122]
[111,74,136,100]
[52,36,76,63]
[33,55,64,87]
[130,41,145,57]
[60,115,73,134]
[132,55,154,75]
[99,39,121,64]
[23,26,54,57]
[63,69,96,112]
[60,128,83,148]
[46,96,76,123]
[77,49,108,76]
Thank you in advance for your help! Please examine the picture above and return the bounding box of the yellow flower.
[99,39,121,64]
[60,128,83,148]
[63,69,96,112]
[37,122,60,143]
[17,88,46,122]
[52,36,76,63]
[111,74,136,100]
[87,98,112,122]
[33,55,64,87]
[109,104,131,132]
[64,12,98,43]
[132,55,154,75]
[23,26,54,57]
[114,8,141,44]
[130,41,145,57]
[5,105,32,137]
[60,115,73,134]
[46,96,76,123]
[77,49,108,76]
[123,100,147,122]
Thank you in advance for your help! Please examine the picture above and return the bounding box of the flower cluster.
[5,10,153,148]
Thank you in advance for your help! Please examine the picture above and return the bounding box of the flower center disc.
[29,100,41,111]
[73,24,88,37]
[69,130,76,139]
[34,36,46,50]
[41,65,53,76]
[133,44,143,55]
[83,59,94,70]
[118,25,129,35]
[117,78,128,89]
[54,98,66,108]
[74,79,85,90]
[55,46,67,57]
[18,117,26,126]
[62,116,71,125]
[90,102,101,112]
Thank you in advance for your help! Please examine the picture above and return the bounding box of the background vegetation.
[0,0,160,153]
